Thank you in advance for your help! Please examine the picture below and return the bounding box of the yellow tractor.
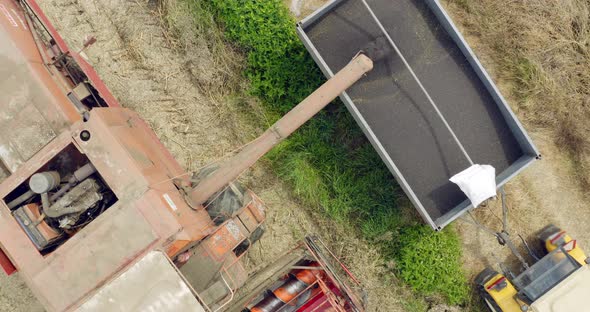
[475,224,590,311]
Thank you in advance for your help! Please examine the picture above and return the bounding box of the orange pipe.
[251,265,321,312]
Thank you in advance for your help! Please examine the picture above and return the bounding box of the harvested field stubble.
[443,0,590,309]
[448,0,590,187]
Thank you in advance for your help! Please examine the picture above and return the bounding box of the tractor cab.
[476,225,590,312]
[512,245,582,305]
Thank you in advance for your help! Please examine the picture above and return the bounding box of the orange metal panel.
[0,248,16,275]
[246,191,266,223]
[237,204,261,233]
[204,220,246,261]
[33,203,159,311]
[72,108,215,242]
[19,203,62,243]
[166,240,191,258]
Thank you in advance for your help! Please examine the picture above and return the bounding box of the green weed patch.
[201,0,469,305]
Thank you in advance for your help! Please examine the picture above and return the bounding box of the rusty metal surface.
[0,0,79,182]
[13,203,65,250]
[0,109,188,311]
[76,108,215,242]
[0,248,16,275]
[0,104,264,310]
[227,249,305,311]
[77,251,206,312]
[23,0,122,108]
[0,1,269,310]
[33,204,159,311]
[0,5,215,302]
[180,219,247,291]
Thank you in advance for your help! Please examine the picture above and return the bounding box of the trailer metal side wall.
[297,0,539,230]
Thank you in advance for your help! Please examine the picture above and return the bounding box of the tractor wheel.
[475,268,503,312]
[481,293,502,312]
[537,224,561,254]
[193,165,247,225]
[475,267,498,287]
[248,224,266,244]
[537,224,560,243]
[206,181,246,225]
[234,224,266,256]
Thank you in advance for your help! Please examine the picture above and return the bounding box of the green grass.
[513,57,543,100]
[195,0,470,305]
[396,225,469,304]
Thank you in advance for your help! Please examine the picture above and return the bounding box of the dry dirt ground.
[440,0,590,282]
[290,0,590,299]
[0,0,409,311]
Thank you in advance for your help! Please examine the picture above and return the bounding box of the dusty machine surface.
[297,0,539,230]
[0,0,369,311]
[475,225,590,312]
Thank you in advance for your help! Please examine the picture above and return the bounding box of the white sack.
[449,164,496,208]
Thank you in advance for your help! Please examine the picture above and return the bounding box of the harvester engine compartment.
[3,144,117,253]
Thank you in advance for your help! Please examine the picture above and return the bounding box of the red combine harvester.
[0,0,373,311]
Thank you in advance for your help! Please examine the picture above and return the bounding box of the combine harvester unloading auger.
[0,0,403,311]
[298,0,590,311]
[2,0,588,310]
